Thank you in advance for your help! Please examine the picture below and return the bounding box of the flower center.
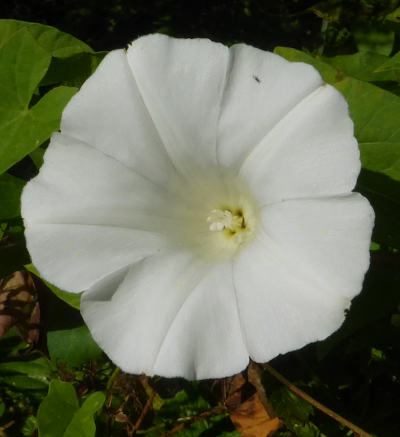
[165,167,259,261]
[207,208,245,233]
[203,202,257,260]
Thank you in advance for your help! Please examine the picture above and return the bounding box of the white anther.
[207,209,237,232]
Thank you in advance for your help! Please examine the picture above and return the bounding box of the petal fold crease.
[217,44,323,168]
[81,254,248,380]
[240,84,360,204]
[127,34,230,177]
[61,49,175,186]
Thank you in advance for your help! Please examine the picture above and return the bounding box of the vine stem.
[131,391,155,435]
[106,366,120,393]
[263,363,373,437]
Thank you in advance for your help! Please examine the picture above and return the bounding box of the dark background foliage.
[1,0,398,53]
[1,1,400,437]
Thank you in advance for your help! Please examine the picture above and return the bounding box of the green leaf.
[22,415,38,436]
[25,273,100,367]
[385,7,400,23]
[41,51,106,87]
[0,357,54,383]
[0,28,50,116]
[26,264,81,310]
[161,389,210,418]
[63,392,105,437]
[0,28,77,174]
[374,51,400,74]
[0,173,25,219]
[334,78,400,247]
[30,146,46,169]
[322,51,400,83]
[0,19,93,58]
[0,85,77,174]
[47,325,103,368]
[353,27,395,56]
[37,380,79,437]
[358,142,400,181]
[37,381,104,437]
[269,387,320,437]
[274,47,400,248]
[270,387,314,423]
[0,374,48,390]
[274,47,339,83]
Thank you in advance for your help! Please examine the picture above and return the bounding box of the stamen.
[207,209,244,232]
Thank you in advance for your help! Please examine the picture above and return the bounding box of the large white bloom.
[21,35,374,380]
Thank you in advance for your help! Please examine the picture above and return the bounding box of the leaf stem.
[131,391,155,435]
[106,366,120,393]
[263,363,373,437]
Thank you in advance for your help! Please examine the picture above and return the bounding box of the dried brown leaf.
[114,412,130,423]
[225,371,281,437]
[0,271,38,341]
[229,392,281,437]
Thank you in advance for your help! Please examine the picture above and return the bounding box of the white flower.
[21,34,374,380]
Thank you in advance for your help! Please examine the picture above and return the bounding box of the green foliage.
[0,19,93,58]
[0,357,54,386]
[269,388,323,437]
[322,51,400,82]
[144,388,232,437]
[0,27,77,174]
[47,325,103,368]
[37,281,102,367]
[37,380,105,437]
[0,173,25,220]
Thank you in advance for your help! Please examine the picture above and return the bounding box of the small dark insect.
[253,75,261,83]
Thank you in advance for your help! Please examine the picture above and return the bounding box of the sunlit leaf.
[0,28,76,174]
[38,380,104,437]
[322,51,400,82]
[0,19,93,58]
[37,380,79,437]
[63,392,105,437]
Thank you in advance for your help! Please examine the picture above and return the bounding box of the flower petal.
[153,260,248,379]
[261,194,374,298]
[217,44,323,168]
[126,34,229,176]
[22,133,170,230]
[233,194,373,362]
[24,224,164,293]
[240,85,360,205]
[61,49,174,185]
[81,254,248,380]
[21,134,169,292]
